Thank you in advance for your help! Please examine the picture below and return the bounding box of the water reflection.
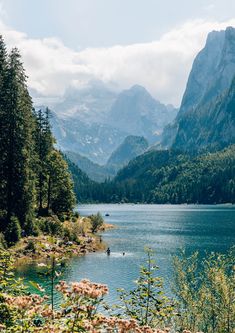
[16,204,235,305]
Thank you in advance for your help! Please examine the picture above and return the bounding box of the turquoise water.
[16,204,235,304]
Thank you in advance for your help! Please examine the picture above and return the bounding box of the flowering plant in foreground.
[0,279,174,332]
[1,248,234,332]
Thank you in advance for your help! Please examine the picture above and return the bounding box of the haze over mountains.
[43,83,177,165]
[38,26,235,191]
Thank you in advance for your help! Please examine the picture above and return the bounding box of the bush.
[5,216,21,246]
[89,212,104,233]
[63,221,83,243]
[0,233,7,249]
[25,240,36,253]
[38,216,63,236]
[173,248,235,333]
[74,212,80,218]
[24,217,40,237]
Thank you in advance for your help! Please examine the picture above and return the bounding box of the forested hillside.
[76,146,235,204]
[0,36,75,245]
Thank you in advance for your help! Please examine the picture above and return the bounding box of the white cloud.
[0,18,235,106]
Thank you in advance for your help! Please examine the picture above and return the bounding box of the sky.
[0,0,235,106]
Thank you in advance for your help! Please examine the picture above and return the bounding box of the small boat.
[105,213,110,217]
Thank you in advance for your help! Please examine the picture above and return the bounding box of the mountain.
[64,155,99,203]
[53,80,118,123]
[162,26,235,151]
[106,135,149,172]
[173,77,235,151]
[65,136,149,181]
[85,145,235,204]
[65,151,115,182]
[50,111,128,164]
[106,85,177,143]
[46,83,177,165]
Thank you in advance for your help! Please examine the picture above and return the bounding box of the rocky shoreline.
[10,222,115,263]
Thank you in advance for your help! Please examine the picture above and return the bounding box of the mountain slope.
[106,85,177,143]
[65,151,115,182]
[91,146,235,204]
[48,84,177,164]
[173,77,235,151]
[162,26,235,151]
[53,81,117,123]
[64,156,99,202]
[106,135,149,171]
[50,111,128,164]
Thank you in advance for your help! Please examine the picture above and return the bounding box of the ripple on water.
[16,204,235,305]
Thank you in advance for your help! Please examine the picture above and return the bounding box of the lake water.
[16,204,235,304]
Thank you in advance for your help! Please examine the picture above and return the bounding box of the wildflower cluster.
[0,279,173,333]
[0,248,233,332]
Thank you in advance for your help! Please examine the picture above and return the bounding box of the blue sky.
[0,1,234,106]
[1,0,234,49]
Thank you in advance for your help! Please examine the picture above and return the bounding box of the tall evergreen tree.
[33,108,54,214]
[47,150,76,214]
[3,48,35,229]
[0,36,9,217]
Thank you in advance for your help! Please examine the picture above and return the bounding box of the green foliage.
[0,250,25,295]
[0,233,7,249]
[79,146,235,204]
[25,240,36,253]
[0,302,14,327]
[65,156,100,203]
[0,36,76,246]
[0,247,234,332]
[5,216,21,246]
[116,248,174,328]
[47,150,76,214]
[89,212,104,233]
[173,248,235,333]
[38,216,63,236]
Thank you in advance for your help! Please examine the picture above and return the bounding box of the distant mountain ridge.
[46,84,177,164]
[106,85,177,143]
[50,110,128,164]
[106,135,149,172]
[65,151,115,182]
[65,135,149,182]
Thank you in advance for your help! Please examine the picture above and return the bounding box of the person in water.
[106,247,111,255]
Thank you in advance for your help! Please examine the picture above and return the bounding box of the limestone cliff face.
[173,78,235,151]
[162,26,235,151]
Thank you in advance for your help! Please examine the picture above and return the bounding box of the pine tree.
[47,150,76,215]
[0,36,9,220]
[3,48,36,230]
[33,108,54,214]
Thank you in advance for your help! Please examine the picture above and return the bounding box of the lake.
[16,204,235,304]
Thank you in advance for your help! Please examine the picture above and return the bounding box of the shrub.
[38,216,63,236]
[25,240,36,253]
[173,248,235,333]
[116,248,174,328]
[74,211,80,218]
[5,216,21,246]
[89,212,104,233]
[63,221,83,242]
[24,217,40,237]
[0,233,7,249]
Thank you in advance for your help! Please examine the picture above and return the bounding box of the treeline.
[0,36,75,245]
[69,146,235,204]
